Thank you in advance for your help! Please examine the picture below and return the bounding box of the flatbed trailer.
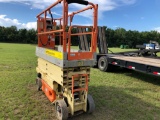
[96,27,160,76]
[97,54,160,76]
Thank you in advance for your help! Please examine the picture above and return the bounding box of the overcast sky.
[0,0,160,32]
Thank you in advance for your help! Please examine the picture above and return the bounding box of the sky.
[0,0,160,32]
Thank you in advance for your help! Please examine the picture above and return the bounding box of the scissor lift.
[35,0,98,119]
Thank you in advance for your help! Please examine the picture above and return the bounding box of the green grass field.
[0,43,160,120]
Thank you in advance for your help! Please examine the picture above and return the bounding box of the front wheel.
[55,99,68,120]
[87,94,95,114]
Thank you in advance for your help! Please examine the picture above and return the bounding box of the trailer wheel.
[98,56,110,72]
[87,94,95,114]
[55,99,68,120]
[37,78,42,91]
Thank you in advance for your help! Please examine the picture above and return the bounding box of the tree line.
[106,28,160,48]
[1,26,160,48]
[0,26,37,44]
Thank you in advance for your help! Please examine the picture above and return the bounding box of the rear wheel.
[36,78,42,91]
[87,94,95,114]
[55,99,68,120]
[36,73,42,91]
[98,56,111,72]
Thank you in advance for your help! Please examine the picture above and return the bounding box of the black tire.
[98,56,110,72]
[37,78,42,91]
[37,73,41,78]
[87,94,95,114]
[55,99,68,120]
[35,78,38,85]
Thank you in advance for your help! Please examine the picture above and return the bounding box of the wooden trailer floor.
[109,54,160,67]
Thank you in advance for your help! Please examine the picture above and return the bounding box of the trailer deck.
[109,54,160,67]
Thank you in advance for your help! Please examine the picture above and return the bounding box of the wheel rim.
[99,59,106,69]
[55,100,68,120]
[56,104,62,118]
[57,105,62,117]
[100,60,105,68]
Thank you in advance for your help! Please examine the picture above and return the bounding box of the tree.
[0,25,160,48]
[26,29,37,44]
[18,29,27,43]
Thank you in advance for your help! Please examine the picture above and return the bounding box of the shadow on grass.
[127,70,160,85]
[69,85,160,120]
[103,67,160,86]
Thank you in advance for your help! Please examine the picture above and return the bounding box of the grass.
[0,43,160,120]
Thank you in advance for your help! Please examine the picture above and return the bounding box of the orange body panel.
[41,80,56,102]
[68,52,93,60]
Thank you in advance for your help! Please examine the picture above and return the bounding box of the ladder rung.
[74,101,85,106]
[73,88,86,93]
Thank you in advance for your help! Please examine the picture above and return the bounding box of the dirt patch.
[14,108,21,115]
[28,84,58,120]
[0,65,10,68]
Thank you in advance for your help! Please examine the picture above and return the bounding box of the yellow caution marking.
[45,49,63,60]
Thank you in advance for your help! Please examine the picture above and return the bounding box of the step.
[74,101,85,106]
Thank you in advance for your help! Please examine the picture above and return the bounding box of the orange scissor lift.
[36,0,98,119]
